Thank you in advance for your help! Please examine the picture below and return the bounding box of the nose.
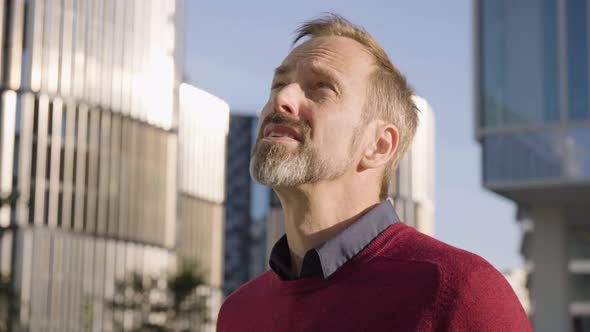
[273,83,302,117]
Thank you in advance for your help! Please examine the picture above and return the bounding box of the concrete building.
[0,1,226,331]
[474,1,590,330]
[224,114,270,296]
[266,95,436,257]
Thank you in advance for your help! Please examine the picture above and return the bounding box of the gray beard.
[249,139,347,187]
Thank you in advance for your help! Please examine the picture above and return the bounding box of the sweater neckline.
[270,222,410,294]
[269,199,400,281]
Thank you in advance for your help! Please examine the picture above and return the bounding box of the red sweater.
[217,222,531,331]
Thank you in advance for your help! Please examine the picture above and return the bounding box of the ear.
[359,121,399,170]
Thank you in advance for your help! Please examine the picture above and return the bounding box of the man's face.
[250,36,374,187]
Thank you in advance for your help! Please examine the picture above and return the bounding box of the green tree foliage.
[0,191,18,332]
[109,261,210,332]
[0,274,17,332]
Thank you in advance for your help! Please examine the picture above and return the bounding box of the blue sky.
[183,0,523,272]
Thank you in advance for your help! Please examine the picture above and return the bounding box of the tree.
[0,191,19,332]
[0,274,17,332]
[109,260,210,332]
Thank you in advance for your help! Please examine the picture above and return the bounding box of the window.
[571,274,590,302]
[567,0,590,120]
[565,127,590,179]
[480,0,560,127]
[483,131,561,183]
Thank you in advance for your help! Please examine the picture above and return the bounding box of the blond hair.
[293,14,419,200]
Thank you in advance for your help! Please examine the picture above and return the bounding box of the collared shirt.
[269,198,400,280]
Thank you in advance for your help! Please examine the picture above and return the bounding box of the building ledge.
[485,179,590,204]
[571,302,590,316]
[569,260,590,274]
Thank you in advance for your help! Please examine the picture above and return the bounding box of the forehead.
[278,36,375,78]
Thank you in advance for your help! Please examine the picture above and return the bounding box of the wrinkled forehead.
[279,36,375,78]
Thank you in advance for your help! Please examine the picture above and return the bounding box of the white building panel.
[178,83,229,204]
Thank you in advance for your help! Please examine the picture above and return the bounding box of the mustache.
[259,113,310,140]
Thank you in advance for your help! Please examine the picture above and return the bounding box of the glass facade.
[0,1,233,331]
[567,0,590,120]
[224,114,270,296]
[566,128,590,178]
[478,1,590,329]
[479,0,590,185]
[480,0,559,128]
[482,131,562,183]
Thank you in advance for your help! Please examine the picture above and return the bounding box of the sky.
[183,0,523,272]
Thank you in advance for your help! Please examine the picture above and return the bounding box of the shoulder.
[220,270,274,309]
[217,270,274,328]
[384,225,513,296]
[382,224,497,276]
[382,225,530,330]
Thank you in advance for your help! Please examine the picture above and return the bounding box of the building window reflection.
[480,0,560,128]
[566,0,590,120]
[483,131,562,183]
[566,127,590,178]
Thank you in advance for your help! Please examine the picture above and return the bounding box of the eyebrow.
[273,63,340,82]
[274,65,291,77]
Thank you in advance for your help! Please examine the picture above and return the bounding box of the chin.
[250,160,308,188]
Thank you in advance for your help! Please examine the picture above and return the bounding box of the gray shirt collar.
[269,199,400,280]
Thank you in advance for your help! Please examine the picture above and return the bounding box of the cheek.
[256,103,273,135]
[319,122,355,155]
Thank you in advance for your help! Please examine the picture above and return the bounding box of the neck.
[274,177,380,278]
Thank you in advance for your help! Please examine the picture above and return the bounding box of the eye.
[314,82,334,91]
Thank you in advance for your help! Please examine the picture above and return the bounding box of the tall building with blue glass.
[475,1,590,331]
[224,114,270,296]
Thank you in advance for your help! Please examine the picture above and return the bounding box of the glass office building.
[224,114,270,297]
[0,1,226,331]
[475,1,590,331]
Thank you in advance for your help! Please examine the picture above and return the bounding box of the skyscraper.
[475,1,590,330]
[0,1,226,331]
[224,114,270,296]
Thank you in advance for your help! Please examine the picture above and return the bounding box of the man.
[217,14,531,332]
